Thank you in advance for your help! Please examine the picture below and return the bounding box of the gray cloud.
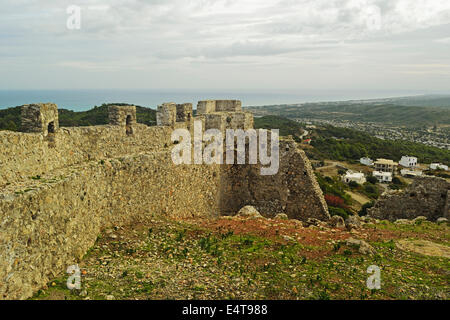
[0,0,449,91]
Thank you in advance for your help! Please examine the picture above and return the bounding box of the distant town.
[297,118,449,150]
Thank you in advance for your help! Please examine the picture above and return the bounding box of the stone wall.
[0,100,329,299]
[0,152,220,299]
[21,103,59,135]
[0,124,172,187]
[203,112,254,132]
[197,100,242,114]
[108,105,137,127]
[219,138,330,221]
[367,176,450,221]
[444,190,450,219]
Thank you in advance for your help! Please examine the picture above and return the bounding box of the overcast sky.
[1,0,449,93]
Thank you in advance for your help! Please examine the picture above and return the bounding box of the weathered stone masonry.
[367,177,450,221]
[0,100,328,299]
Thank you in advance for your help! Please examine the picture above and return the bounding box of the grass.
[31,216,449,300]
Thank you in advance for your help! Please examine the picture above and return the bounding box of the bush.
[328,206,349,220]
[348,181,359,188]
[324,194,347,209]
[392,177,402,185]
[367,176,378,184]
[359,201,375,216]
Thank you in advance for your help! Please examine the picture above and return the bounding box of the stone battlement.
[0,99,328,300]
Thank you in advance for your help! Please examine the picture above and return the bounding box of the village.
[293,123,450,216]
[297,118,450,150]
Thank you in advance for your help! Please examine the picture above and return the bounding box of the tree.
[367,176,378,184]
[349,181,359,188]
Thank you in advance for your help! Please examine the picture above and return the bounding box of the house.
[342,171,366,184]
[360,157,374,166]
[430,163,449,171]
[399,156,418,168]
[374,158,398,173]
[400,169,423,178]
[373,171,392,183]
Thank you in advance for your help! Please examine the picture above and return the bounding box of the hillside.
[307,125,450,164]
[0,103,157,131]
[247,102,450,127]
[32,215,449,300]
[254,115,304,139]
[253,116,449,164]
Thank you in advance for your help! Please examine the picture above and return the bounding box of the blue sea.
[0,89,429,111]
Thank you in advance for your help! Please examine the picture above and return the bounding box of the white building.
[373,171,392,183]
[399,156,418,168]
[374,158,398,173]
[360,157,374,166]
[430,163,449,171]
[342,171,366,184]
[400,169,423,178]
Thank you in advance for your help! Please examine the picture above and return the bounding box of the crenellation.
[21,103,59,135]
[175,103,193,122]
[197,100,216,115]
[196,99,242,114]
[215,100,242,112]
[156,103,177,127]
[1,98,330,300]
[108,105,137,136]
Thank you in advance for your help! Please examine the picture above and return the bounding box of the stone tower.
[21,103,59,135]
[108,105,137,135]
[157,103,193,129]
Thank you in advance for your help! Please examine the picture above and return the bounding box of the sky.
[1,0,450,93]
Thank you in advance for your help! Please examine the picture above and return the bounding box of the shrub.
[328,206,349,220]
[348,181,359,188]
[367,176,378,184]
[359,201,375,216]
[325,194,346,209]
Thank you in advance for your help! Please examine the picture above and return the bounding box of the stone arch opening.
[126,115,133,135]
[46,121,56,147]
[48,121,55,134]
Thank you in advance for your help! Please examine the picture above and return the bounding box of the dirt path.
[345,190,371,205]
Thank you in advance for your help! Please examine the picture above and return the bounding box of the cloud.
[0,0,449,90]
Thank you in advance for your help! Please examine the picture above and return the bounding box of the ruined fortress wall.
[0,124,172,187]
[367,177,450,221]
[219,140,329,221]
[0,151,221,299]
[444,190,450,219]
[0,100,330,299]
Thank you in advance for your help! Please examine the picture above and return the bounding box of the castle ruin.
[0,100,329,299]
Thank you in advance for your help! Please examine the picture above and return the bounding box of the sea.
[0,89,430,111]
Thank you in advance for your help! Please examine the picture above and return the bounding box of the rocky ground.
[32,213,449,300]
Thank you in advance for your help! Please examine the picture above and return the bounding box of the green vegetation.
[358,201,375,216]
[424,169,450,179]
[0,106,21,131]
[31,216,450,300]
[360,182,380,199]
[315,173,351,204]
[309,125,450,164]
[0,103,157,131]
[60,104,156,127]
[254,115,304,141]
[248,102,450,127]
